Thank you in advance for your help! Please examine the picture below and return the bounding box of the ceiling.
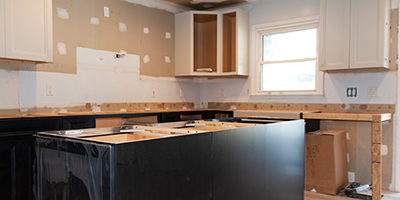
[161,0,249,10]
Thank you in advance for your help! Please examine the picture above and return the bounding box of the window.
[251,16,323,95]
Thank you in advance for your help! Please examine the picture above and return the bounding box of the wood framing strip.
[372,122,382,144]
[372,162,382,200]
[371,143,381,163]
[371,117,382,200]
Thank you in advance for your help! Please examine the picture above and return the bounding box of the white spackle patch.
[143,27,149,34]
[90,17,100,25]
[92,106,101,112]
[382,145,388,156]
[143,55,150,63]
[56,7,70,19]
[57,42,67,55]
[165,32,171,39]
[164,56,171,63]
[58,109,68,113]
[119,22,127,32]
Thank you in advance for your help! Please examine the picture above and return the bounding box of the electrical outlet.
[368,87,379,97]
[104,6,109,17]
[348,172,355,183]
[152,89,156,97]
[221,89,225,97]
[346,87,357,97]
[46,84,54,96]
[180,89,184,97]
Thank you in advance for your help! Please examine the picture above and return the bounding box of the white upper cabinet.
[319,0,390,71]
[175,8,248,77]
[1,0,53,62]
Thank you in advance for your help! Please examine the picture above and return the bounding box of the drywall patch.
[165,56,171,63]
[119,22,127,32]
[143,27,149,34]
[165,32,171,39]
[90,17,100,25]
[57,42,67,55]
[143,55,150,63]
[56,7,70,19]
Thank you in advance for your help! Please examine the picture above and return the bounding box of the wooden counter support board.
[372,115,383,200]
[302,112,392,200]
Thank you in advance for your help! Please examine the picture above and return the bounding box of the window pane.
[262,28,317,62]
[260,61,316,91]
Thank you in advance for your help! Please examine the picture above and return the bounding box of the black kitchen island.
[35,119,306,200]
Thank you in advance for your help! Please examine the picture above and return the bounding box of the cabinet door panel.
[0,0,5,57]
[63,116,95,129]
[0,140,21,200]
[0,137,34,200]
[5,0,52,62]
[350,0,389,69]
[318,0,350,70]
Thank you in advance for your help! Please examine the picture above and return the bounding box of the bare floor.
[305,190,400,200]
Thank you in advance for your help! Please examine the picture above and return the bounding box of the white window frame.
[250,15,324,96]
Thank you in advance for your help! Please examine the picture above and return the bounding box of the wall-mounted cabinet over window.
[175,8,248,77]
[0,0,53,62]
[319,0,390,71]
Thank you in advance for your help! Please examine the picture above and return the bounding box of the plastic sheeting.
[35,136,113,200]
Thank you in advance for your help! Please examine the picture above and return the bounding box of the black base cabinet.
[0,134,35,200]
[0,117,63,200]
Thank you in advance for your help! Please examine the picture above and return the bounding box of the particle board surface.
[87,133,161,143]
[303,112,392,122]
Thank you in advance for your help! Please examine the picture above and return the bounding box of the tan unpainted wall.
[28,0,175,77]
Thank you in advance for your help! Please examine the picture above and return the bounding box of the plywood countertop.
[303,112,392,122]
[2,109,390,121]
[0,108,236,118]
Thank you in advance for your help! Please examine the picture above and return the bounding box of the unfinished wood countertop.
[303,112,392,122]
[0,108,236,118]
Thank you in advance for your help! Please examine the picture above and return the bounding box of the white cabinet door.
[318,0,350,71]
[0,0,5,58]
[318,0,389,71]
[4,0,52,62]
[350,0,389,69]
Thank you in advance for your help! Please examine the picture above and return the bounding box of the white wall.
[200,0,397,105]
[0,68,19,109]
[1,47,200,112]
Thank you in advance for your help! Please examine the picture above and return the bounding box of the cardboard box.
[305,130,349,195]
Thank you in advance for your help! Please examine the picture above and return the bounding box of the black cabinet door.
[0,117,63,133]
[0,134,35,200]
[62,116,95,129]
